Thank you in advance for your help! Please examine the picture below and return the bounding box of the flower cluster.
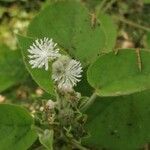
[52,56,83,92]
[28,37,82,91]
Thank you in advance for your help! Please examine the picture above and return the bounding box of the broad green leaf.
[0,44,28,92]
[39,129,54,150]
[18,35,55,95]
[27,1,106,65]
[85,90,150,150]
[98,13,117,51]
[0,104,37,150]
[87,49,150,96]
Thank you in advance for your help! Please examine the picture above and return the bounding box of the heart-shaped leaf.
[27,1,106,66]
[84,90,150,150]
[87,49,150,96]
[18,35,55,95]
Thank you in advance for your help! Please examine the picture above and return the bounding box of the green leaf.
[18,35,55,95]
[85,90,150,150]
[39,129,54,150]
[0,44,28,92]
[27,1,106,66]
[0,104,37,150]
[87,49,150,96]
[98,13,117,52]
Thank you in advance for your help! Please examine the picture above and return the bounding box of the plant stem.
[112,15,150,32]
[55,90,61,110]
[102,0,116,13]
[71,139,88,150]
[143,144,149,150]
[81,92,98,112]
[35,146,44,150]
[96,0,107,15]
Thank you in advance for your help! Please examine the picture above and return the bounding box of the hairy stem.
[112,15,150,32]
[81,92,98,112]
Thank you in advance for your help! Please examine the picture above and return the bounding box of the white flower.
[28,37,61,70]
[52,56,83,92]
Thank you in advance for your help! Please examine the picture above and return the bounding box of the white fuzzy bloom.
[52,56,83,92]
[28,37,61,70]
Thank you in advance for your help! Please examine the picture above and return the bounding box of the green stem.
[81,92,98,112]
[113,15,150,32]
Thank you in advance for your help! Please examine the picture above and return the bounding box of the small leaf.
[0,104,37,150]
[87,49,150,96]
[0,44,28,92]
[85,90,150,150]
[98,13,117,52]
[27,1,106,65]
[39,129,54,150]
[18,35,55,95]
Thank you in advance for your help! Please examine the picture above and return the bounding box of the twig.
[96,0,107,15]
[112,15,150,32]
[143,144,149,150]
[135,48,142,72]
[71,139,88,150]
[102,0,116,13]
